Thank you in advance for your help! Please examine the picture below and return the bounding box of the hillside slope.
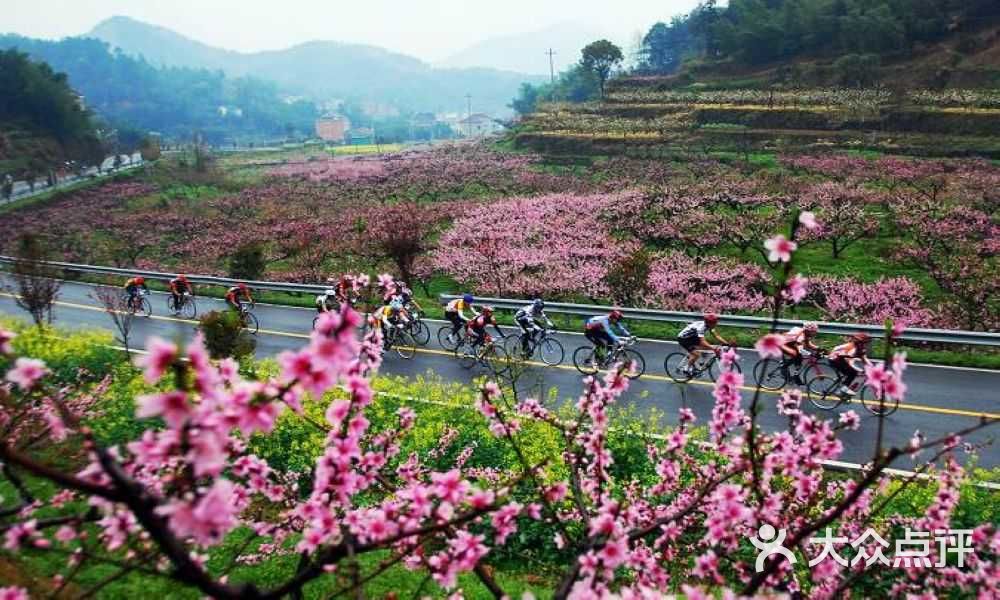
[89,16,542,115]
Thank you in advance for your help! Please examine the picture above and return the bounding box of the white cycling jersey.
[678,321,708,339]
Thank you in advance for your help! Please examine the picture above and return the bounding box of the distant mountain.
[89,16,542,116]
[438,23,608,75]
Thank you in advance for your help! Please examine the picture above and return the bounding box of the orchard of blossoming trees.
[0,144,996,329]
[0,218,997,597]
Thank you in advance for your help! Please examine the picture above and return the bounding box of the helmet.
[803,321,819,334]
[532,298,544,310]
[324,288,336,296]
[852,332,872,344]
[704,312,719,326]
[609,309,624,321]
[135,277,145,285]
[238,283,248,291]
[463,293,474,303]
[389,299,403,311]
[177,274,187,282]
[482,305,494,315]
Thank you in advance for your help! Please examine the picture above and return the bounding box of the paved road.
[3,154,143,206]
[1,281,997,473]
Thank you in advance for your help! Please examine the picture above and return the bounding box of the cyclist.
[123,276,148,311]
[396,284,423,316]
[585,310,632,363]
[778,321,821,384]
[677,313,730,376]
[444,293,478,344]
[168,274,192,314]
[334,276,354,306]
[829,333,873,396]
[515,298,554,354]
[377,298,410,333]
[225,283,254,313]
[316,288,339,314]
[466,306,505,350]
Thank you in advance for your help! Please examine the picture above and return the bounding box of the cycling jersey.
[169,278,191,293]
[586,315,630,344]
[226,287,252,306]
[830,341,865,359]
[783,327,806,345]
[316,293,337,311]
[124,277,147,291]
[515,304,551,323]
[678,321,708,340]
[446,298,471,313]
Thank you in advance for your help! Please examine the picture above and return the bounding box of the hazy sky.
[5,0,700,61]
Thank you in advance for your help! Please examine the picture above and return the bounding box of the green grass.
[327,143,404,156]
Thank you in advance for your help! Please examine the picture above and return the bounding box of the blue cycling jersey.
[586,315,630,342]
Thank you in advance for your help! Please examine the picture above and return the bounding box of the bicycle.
[456,335,510,377]
[405,310,431,346]
[504,328,565,366]
[664,346,741,384]
[123,289,152,317]
[383,322,417,359]
[166,292,197,319]
[573,337,645,380]
[437,322,469,352]
[752,348,828,391]
[806,369,896,415]
[237,302,259,335]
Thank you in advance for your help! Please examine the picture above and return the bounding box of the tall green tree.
[580,40,624,98]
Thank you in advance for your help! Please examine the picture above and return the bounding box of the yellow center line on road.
[5,294,998,420]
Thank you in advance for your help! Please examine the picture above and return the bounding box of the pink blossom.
[783,274,808,304]
[136,391,191,429]
[839,411,861,430]
[755,334,784,359]
[0,587,28,600]
[799,210,819,230]
[764,234,797,263]
[5,358,48,390]
[156,479,239,546]
[0,330,15,355]
[137,337,178,384]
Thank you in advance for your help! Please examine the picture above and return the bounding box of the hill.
[437,22,607,75]
[89,16,542,116]
[0,34,318,145]
[0,49,101,177]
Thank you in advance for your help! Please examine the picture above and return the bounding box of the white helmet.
[324,288,337,296]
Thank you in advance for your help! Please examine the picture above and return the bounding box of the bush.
[197,310,256,359]
[228,243,266,281]
[833,54,880,87]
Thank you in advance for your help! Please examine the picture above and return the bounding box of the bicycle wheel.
[138,297,152,318]
[409,320,430,346]
[797,362,829,389]
[456,340,478,370]
[180,298,197,319]
[573,346,600,375]
[393,329,417,360]
[165,295,177,313]
[706,356,742,382]
[243,312,259,335]
[503,335,529,361]
[438,326,461,351]
[620,349,645,379]
[753,359,787,391]
[538,337,564,366]
[806,373,842,410]
[483,344,510,377]
[860,386,898,416]
[664,352,695,384]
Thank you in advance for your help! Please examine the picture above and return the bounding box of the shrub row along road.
[1,280,997,473]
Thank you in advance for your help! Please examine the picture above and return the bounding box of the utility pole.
[465,93,472,137]
[546,48,557,85]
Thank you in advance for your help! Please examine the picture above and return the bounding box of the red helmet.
[238,283,248,290]
[852,332,872,344]
[482,305,495,316]
[177,274,188,282]
[609,309,624,321]
[704,312,719,326]
[135,277,145,285]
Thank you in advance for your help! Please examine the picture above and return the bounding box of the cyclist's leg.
[516,317,532,352]
[831,358,857,394]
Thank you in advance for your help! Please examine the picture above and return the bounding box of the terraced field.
[515,84,1000,158]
